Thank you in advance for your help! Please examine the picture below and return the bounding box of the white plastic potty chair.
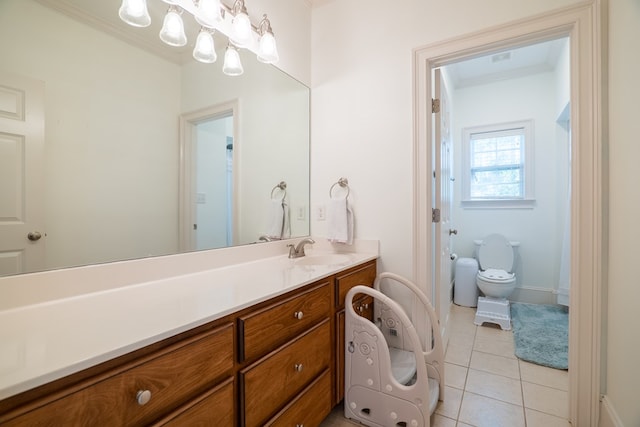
[344,273,444,427]
[474,234,517,330]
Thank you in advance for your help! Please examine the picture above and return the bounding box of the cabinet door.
[336,261,376,310]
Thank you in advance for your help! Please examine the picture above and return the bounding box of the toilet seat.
[478,268,515,283]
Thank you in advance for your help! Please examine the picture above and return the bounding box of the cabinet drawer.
[239,282,331,362]
[336,261,376,310]
[154,377,234,427]
[265,369,332,427]
[5,323,234,427]
[241,320,331,427]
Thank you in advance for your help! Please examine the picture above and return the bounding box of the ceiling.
[444,38,568,89]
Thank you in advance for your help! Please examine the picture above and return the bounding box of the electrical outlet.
[297,206,306,220]
[315,205,326,221]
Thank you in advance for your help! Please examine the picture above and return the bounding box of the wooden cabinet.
[0,259,376,426]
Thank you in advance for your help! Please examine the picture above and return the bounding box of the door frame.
[412,2,603,426]
[179,100,239,252]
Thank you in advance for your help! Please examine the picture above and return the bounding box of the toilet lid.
[478,234,513,272]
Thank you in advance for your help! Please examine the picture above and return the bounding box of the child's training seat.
[344,272,444,427]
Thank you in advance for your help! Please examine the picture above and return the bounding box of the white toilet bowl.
[474,234,517,298]
[477,268,516,298]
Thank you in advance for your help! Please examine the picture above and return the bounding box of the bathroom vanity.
[0,244,377,426]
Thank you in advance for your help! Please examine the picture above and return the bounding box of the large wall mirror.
[0,0,310,276]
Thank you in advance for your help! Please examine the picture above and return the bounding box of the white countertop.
[0,243,377,400]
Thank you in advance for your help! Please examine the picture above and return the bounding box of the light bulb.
[195,0,222,27]
[159,7,187,47]
[230,11,252,47]
[223,46,243,76]
[193,30,217,63]
[258,32,278,63]
[119,0,151,28]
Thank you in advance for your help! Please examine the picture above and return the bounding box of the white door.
[0,70,45,276]
[434,68,454,346]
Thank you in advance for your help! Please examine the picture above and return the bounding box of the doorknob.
[27,231,42,241]
[449,229,458,236]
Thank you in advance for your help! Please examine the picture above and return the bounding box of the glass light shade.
[193,30,217,63]
[223,46,244,76]
[195,0,222,27]
[159,8,187,47]
[118,0,151,28]
[230,12,252,47]
[257,32,279,63]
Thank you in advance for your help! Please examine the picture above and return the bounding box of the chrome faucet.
[288,238,315,258]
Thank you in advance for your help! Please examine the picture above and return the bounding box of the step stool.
[474,296,511,330]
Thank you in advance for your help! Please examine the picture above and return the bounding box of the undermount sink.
[294,254,352,266]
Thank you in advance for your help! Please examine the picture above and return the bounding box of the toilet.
[473,234,519,330]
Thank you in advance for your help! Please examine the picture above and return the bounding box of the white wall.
[605,0,640,425]
[450,70,569,302]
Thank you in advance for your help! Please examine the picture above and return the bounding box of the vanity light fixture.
[118,0,279,73]
[193,28,217,63]
[222,43,243,76]
[159,6,187,47]
[229,0,252,48]
[195,0,223,27]
[257,14,278,64]
[118,0,151,27]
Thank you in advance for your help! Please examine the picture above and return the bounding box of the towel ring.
[271,181,287,201]
[329,177,350,199]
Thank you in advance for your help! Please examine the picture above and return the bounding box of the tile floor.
[321,304,570,427]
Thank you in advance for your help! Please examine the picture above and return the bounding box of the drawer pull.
[296,425,304,427]
[294,311,304,320]
[136,389,152,406]
[294,363,304,372]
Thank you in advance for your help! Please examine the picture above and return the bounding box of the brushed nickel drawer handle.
[294,311,304,320]
[294,363,304,372]
[136,389,152,406]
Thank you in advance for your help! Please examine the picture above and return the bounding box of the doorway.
[179,101,239,252]
[413,3,602,426]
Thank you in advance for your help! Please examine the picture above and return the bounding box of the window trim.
[461,119,535,208]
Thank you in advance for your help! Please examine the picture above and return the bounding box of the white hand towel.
[265,199,285,239]
[281,200,291,239]
[327,198,354,245]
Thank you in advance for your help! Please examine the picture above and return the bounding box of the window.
[461,120,534,208]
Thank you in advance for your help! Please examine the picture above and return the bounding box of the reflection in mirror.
[0,0,310,277]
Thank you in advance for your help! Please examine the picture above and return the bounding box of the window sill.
[460,199,536,209]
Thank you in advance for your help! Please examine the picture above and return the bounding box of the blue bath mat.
[510,302,568,370]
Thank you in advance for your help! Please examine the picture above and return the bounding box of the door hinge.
[432,98,440,114]
[193,224,198,230]
[432,208,441,223]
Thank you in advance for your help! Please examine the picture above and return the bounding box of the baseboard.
[599,395,624,427]
[509,285,558,305]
